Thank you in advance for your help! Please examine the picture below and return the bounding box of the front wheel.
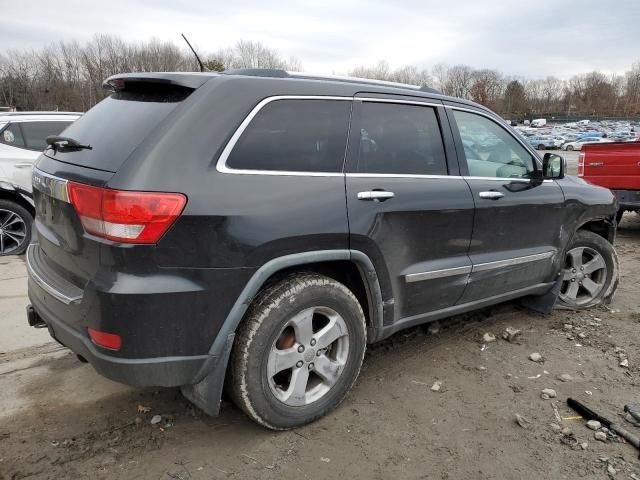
[566,145,574,151]
[229,273,367,430]
[557,230,619,309]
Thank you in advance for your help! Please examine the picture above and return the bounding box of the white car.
[0,112,80,255]
[561,137,612,151]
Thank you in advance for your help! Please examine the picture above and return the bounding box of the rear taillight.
[88,327,122,350]
[67,182,186,244]
[577,153,585,177]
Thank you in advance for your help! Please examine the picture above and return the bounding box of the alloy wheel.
[559,246,607,306]
[0,208,27,255]
[267,306,349,406]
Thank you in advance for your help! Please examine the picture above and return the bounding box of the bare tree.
[349,61,433,87]
[0,34,638,117]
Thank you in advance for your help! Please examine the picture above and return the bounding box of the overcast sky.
[2,0,639,78]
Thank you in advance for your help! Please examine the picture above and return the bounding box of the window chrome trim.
[472,251,555,273]
[215,95,352,177]
[32,167,70,203]
[405,265,471,283]
[446,105,544,167]
[346,172,455,180]
[463,176,553,183]
[404,251,555,283]
[215,96,552,181]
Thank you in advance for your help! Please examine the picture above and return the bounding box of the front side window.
[227,99,351,172]
[356,102,447,175]
[453,110,535,179]
[21,121,72,151]
[0,123,26,149]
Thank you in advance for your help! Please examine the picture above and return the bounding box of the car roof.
[104,69,495,114]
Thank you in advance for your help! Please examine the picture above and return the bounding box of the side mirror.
[542,153,565,179]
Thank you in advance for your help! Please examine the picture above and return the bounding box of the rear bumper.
[27,295,212,387]
[25,242,239,387]
[611,189,640,210]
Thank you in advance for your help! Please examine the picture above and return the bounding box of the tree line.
[1,34,639,117]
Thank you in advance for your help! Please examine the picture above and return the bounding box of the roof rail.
[221,68,441,94]
[222,68,290,78]
[0,111,82,116]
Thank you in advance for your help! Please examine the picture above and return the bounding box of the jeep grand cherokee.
[26,70,618,429]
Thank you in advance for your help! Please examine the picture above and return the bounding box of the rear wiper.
[45,135,92,152]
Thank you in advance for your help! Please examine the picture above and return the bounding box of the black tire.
[566,145,574,151]
[557,230,619,309]
[616,209,624,225]
[0,199,32,256]
[537,143,545,150]
[229,273,366,430]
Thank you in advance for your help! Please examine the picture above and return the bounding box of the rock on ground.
[529,352,543,363]
[586,420,601,430]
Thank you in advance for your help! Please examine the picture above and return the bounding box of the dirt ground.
[2,162,639,479]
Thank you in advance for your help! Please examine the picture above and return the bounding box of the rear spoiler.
[103,72,219,91]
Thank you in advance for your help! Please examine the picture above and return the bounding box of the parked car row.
[514,119,640,151]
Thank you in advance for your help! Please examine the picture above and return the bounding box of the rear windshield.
[46,87,191,172]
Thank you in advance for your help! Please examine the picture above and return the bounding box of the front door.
[345,98,475,325]
[447,107,566,303]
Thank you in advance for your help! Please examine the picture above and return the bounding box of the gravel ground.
[1,163,638,480]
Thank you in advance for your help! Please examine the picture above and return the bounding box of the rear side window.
[227,99,351,172]
[0,123,26,148]
[356,102,447,175]
[21,121,72,151]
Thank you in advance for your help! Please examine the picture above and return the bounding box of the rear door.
[345,96,475,325]
[0,122,40,192]
[447,106,565,303]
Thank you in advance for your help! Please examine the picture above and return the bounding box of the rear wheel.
[0,200,31,256]
[557,230,618,309]
[537,143,545,150]
[616,209,624,225]
[229,273,367,430]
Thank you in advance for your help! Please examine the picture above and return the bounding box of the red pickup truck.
[579,141,640,223]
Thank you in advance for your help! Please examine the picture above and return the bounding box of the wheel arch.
[0,186,35,218]
[211,250,384,358]
[181,250,384,416]
[576,217,616,244]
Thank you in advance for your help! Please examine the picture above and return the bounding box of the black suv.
[26,70,619,429]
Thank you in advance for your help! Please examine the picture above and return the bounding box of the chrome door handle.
[14,162,33,168]
[357,191,395,201]
[478,191,504,200]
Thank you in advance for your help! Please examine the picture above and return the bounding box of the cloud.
[1,0,638,78]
